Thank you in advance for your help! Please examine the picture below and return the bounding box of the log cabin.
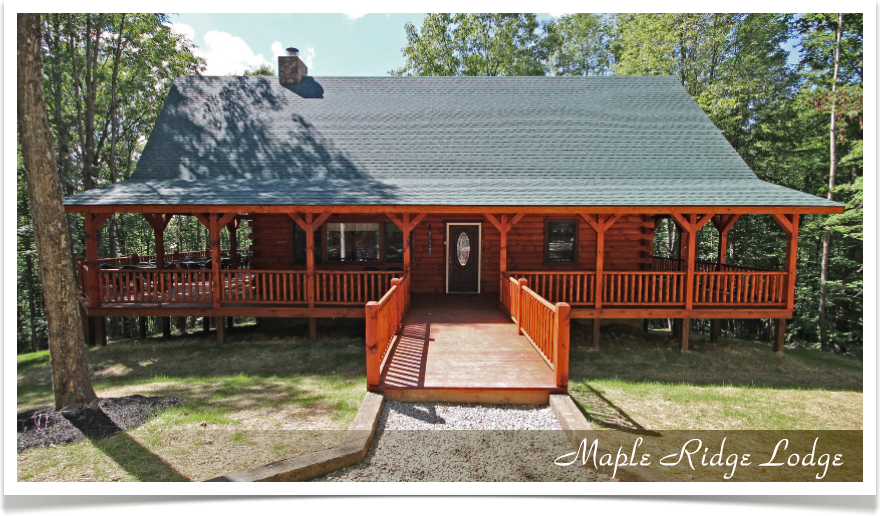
[63,53,844,402]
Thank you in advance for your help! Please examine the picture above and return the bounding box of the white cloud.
[271,41,315,72]
[301,47,315,70]
[343,12,369,21]
[548,13,569,18]
[166,22,195,43]
[196,30,273,76]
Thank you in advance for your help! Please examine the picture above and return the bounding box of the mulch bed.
[17,395,182,453]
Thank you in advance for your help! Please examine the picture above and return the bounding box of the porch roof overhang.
[62,177,844,215]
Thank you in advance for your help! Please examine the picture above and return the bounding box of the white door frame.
[445,222,482,294]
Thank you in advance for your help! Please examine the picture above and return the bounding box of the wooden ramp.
[376,294,563,404]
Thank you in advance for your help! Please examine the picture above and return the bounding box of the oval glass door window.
[456,232,470,266]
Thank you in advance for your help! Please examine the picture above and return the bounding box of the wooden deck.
[376,294,562,404]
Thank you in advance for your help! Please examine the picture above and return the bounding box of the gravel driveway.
[315,401,614,482]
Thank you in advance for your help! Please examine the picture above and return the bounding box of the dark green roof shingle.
[63,75,840,208]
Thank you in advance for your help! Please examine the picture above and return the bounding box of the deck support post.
[555,302,570,388]
[161,317,171,340]
[177,316,187,335]
[202,316,210,333]
[82,308,93,346]
[94,316,106,346]
[773,319,786,353]
[679,318,690,351]
[217,317,226,344]
[592,318,601,350]
[139,316,147,339]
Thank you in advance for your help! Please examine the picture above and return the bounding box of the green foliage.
[241,64,275,76]
[539,14,618,76]
[392,13,544,76]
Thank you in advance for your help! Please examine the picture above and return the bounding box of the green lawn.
[566,324,863,481]
[17,328,367,482]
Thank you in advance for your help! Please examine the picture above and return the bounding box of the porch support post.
[208,214,224,343]
[290,212,332,341]
[305,213,317,340]
[139,316,147,339]
[228,218,238,270]
[710,214,740,341]
[581,214,619,351]
[142,213,174,270]
[671,213,714,350]
[769,214,800,311]
[773,319,786,353]
[84,212,110,308]
[403,213,411,276]
[770,213,800,354]
[484,213,525,303]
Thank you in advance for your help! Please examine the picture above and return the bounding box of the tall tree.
[392,13,544,76]
[18,13,97,410]
[539,13,618,76]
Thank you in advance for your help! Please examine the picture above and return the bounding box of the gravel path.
[316,401,614,482]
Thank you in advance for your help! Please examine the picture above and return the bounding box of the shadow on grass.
[64,409,189,482]
[569,384,661,437]
[568,324,863,392]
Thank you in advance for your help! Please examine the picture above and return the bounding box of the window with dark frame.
[545,221,578,263]
[293,221,413,265]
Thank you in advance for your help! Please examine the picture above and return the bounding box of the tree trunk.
[18,13,97,411]
[819,13,843,352]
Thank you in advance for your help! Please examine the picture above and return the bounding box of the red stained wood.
[377,294,557,390]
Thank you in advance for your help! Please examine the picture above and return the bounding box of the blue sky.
[168,13,560,76]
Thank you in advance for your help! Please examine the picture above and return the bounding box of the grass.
[566,323,863,481]
[17,323,367,482]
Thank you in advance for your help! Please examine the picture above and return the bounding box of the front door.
[446,223,481,293]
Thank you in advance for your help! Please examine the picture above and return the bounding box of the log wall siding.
[247,213,655,294]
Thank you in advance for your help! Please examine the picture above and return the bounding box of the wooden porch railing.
[98,269,213,303]
[693,271,787,306]
[92,249,248,268]
[602,271,687,305]
[501,274,569,389]
[507,271,595,305]
[651,256,776,273]
[315,271,403,305]
[222,270,308,304]
[507,268,787,308]
[365,273,410,388]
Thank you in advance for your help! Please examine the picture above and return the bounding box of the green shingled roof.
[63,75,840,208]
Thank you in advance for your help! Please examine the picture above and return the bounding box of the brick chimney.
[279,47,308,85]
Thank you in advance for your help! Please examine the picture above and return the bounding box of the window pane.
[547,222,576,262]
[326,223,380,262]
[384,222,404,263]
[293,226,321,264]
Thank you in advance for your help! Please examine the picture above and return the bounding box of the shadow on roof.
[129,76,397,205]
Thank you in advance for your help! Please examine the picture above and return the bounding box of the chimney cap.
[286,47,299,56]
